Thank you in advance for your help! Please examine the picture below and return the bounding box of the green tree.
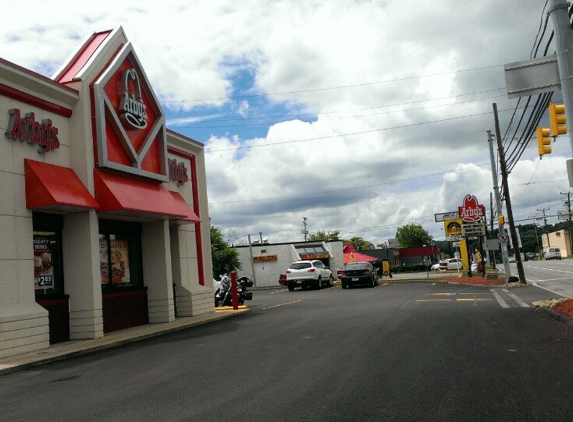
[343,236,374,251]
[395,224,432,248]
[309,230,341,241]
[210,225,242,277]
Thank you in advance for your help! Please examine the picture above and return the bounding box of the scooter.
[214,274,253,307]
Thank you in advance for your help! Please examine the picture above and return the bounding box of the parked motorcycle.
[214,274,253,307]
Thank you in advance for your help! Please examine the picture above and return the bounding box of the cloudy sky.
[2,0,571,246]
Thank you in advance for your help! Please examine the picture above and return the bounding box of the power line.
[209,163,490,205]
[206,106,526,153]
[498,1,570,192]
[164,63,504,104]
[173,87,507,129]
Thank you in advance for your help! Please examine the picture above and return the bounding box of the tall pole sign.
[458,194,486,277]
[458,195,486,238]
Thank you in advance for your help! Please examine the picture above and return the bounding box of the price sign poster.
[100,239,131,284]
[33,235,54,290]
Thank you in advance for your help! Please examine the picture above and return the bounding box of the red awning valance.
[24,159,99,212]
[94,169,195,221]
[169,191,200,224]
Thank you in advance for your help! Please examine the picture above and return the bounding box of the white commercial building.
[234,241,344,288]
[0,28,214,358]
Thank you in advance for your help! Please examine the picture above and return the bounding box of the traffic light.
[536,126,551,157]
[549,102,567,136]
[498,214,505,226]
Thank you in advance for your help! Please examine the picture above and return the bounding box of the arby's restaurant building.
[0,27,214,358]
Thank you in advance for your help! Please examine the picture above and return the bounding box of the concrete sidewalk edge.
[0,309,249,376]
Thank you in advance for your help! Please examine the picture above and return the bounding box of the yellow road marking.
[416,297,493,303]
[459,292,490,295]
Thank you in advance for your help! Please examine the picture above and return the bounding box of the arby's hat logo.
[93,42,167,182]
[119,69,148,130]
[458,194,485,223]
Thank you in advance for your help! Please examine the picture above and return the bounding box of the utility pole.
[302,217,308,241]
[247,234,257,287]
[488,192,496,269]
[537,207,551,248]
[531,218,540,255]
[548,0,573,185]
[487,129,510,280]
[493,103,526,283]
[560,191,573,255]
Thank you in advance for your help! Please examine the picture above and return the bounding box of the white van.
[545,247,562,260]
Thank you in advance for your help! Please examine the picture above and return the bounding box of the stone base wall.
[0,304,49,358]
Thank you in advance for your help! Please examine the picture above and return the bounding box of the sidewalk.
[0,309,249,376]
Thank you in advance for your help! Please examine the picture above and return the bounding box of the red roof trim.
[0,83,73,117]
[166,129,204,147]
[0,57,78,95]
[56,30,113,84]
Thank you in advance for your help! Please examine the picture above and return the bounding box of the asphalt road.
[516,259,573,297]
[2,282,573,421]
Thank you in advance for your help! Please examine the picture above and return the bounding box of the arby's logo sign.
[93,42,167,182]
[458,194,485,223]
[169,159,188,185]
[5,108,60,153]
[119,69,148,129]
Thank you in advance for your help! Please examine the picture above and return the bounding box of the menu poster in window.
[33,236,53,290]
[100,239,130,284]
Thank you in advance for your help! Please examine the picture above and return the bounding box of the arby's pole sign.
[458,194,485,223]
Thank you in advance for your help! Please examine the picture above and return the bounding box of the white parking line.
[490,288,530,308]
[491,289,510,308]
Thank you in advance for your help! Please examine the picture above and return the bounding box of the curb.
[537,306,573,329]
[0,309,249,376]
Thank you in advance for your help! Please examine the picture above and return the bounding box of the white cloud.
[1,0,565,246]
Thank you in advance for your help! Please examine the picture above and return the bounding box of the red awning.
[169,191,200,224]
[343,252,378,264]
[24,159,99,212]
[94,169,194,220]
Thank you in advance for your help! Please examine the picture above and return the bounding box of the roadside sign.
[444,219,462,236]
[387,239,400,248]
[498,233,508,242]
[487,238,500,251]
[458,194,485,223]
[461,222,486,237]
[504,55,560,99]
[434,211,460,222]
[558,210,572,221]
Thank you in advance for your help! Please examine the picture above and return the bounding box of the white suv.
[545,247,562,260]
[439,258,462,270]
[286,260,334,291]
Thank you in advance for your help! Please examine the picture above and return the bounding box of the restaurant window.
[32,212,64,298]
[99,219,143,291]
